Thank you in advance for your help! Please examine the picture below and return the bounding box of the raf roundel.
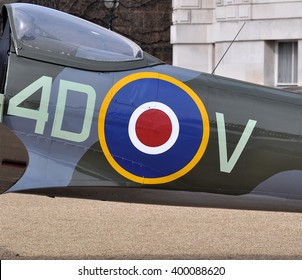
[98,72,209,184]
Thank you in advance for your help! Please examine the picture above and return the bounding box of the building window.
[277,41,298,86]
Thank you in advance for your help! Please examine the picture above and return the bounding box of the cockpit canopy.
[4,3,161,71]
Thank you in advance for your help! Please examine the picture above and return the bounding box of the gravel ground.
[1,193,302,259]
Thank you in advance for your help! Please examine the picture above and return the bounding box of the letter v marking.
[216,112,257,173]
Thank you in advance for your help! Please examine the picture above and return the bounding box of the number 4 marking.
[8,76,52,134]
[7,76,96,143]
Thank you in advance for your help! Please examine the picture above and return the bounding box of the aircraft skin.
[1,3,302,212]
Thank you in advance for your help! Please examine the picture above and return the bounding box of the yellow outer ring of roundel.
[98,72,210,184]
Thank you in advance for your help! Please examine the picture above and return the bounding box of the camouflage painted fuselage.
[1,3,302,212]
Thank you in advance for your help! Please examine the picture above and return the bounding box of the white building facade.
[171,0,302,87]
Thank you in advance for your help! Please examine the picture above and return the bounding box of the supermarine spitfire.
[1,3,302,212]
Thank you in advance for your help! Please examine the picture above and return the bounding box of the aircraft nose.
[0,123,28,194]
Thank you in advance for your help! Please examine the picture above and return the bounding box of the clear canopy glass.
[11,3,143,62]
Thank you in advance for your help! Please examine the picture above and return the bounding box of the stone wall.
[0,0,172,63]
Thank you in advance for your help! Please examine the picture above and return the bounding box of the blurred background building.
[0,0,301,88]
[172,0,302,87]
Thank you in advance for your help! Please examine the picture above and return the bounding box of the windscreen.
[11,3,143,62]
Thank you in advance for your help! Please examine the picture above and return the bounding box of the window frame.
[275,41,298,87]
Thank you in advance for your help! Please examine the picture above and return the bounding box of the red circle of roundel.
[135,109,172,147]
[128,102,179,155]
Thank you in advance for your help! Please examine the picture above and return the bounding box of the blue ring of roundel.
[103,76,205,182]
